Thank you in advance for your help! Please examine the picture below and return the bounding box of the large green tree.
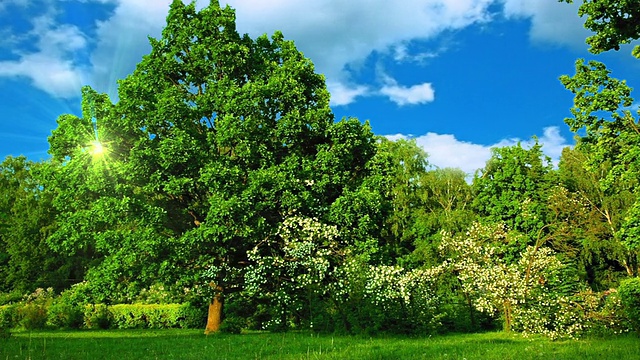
[47,0,377,333]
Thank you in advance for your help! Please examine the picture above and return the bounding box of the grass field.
[1,329,638,360]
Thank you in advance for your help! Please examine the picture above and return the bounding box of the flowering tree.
[439,222,576,334]
[244,215,341,330]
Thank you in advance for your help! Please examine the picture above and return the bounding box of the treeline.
[1,0,639,338]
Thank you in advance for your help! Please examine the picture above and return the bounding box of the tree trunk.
[204,284,224,335]
[503,300,512,332]
[465,292,476,329]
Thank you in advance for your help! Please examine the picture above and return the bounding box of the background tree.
[0,157,70,293]
[412,167,474,267]
[560,59,640,276]
[561,0,640,57]
[472,142,554,260]
[556,147,637,286]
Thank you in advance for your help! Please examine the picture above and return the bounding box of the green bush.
[109,303,205,329]
[177,303,207,329]
[0,305,14,338]
[619,277,640,334]
[0,305,17,330]
[84,304,112,329]
[19,303,48,330]
[18,288,54,330]
[0,291,23,306]
[47,284,92,329]
[220,316,245,334]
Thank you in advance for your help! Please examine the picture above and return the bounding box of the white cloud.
[500,0,591,49]
[0,0,29,12]
[380,82,435,106]
[327,81,369,106]
[0,13,88,98]
[224,0,496,105]
[387,126,570,175]
[377,68,435,106]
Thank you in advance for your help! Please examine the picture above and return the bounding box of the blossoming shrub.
[245,215,445,334]
[327,258,445,335]
[440,222,589,338]
[245,216,341,331]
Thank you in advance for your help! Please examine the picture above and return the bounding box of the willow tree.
[107,0,375,333]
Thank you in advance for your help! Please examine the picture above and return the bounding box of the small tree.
[439,222,572,334]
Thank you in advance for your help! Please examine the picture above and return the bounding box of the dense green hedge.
[0,303,205,330]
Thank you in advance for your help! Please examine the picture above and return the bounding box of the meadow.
[1,330,639,360]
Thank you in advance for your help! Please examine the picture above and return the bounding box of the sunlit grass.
[1,330,638,360]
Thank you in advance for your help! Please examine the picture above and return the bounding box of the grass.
[0,329,638,360]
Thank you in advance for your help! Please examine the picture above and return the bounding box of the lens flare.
[90,140,105,157]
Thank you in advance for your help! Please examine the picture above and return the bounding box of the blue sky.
[1,0,639,174]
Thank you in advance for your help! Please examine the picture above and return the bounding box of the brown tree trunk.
[503,300,512,332]
[204,284,224,335]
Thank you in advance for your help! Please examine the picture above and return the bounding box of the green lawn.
[1,329,638,360]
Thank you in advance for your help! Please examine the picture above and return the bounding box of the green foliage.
[18,288,55,330]
[560,59,640,276]
[84,303,205,330]
[219,316,245,334]
[110,304,178,329]
[325,258,445,335]
[472,142,553,246]
[561,0,640,57]
[46,284,92,329]
[83,304,112,329]
[618,277,640,333]
[0,291,22,306]
[0,305,17,331]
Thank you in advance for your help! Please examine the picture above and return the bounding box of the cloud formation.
[380,82,435,106]
[0,0,589,102]
[387,126,570,175]
[501,0,591,49]
[0,11,88,97]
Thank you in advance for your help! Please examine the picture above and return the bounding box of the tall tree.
[47,0,377,333]
[472,142,554,255]
[560,60,640,275]
[0,157,71,293]
[556,147,637,285]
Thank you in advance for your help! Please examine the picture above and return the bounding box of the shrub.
[135,283,181,304]
[0,291,23,306]
[0,305,17,330]
[109,303,205,329]
[18,288,54,330]
[47,285,90,329]
[0,305,13,338]
[84,304,112,329]
[220,316,245,334]
[177,303,207,329]
[619,277,640,334]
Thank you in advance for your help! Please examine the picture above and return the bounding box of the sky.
[1,0,639,175]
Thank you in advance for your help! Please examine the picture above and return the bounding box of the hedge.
[0,303,205,330]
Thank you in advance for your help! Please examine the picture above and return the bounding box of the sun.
[90,140,105,157]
